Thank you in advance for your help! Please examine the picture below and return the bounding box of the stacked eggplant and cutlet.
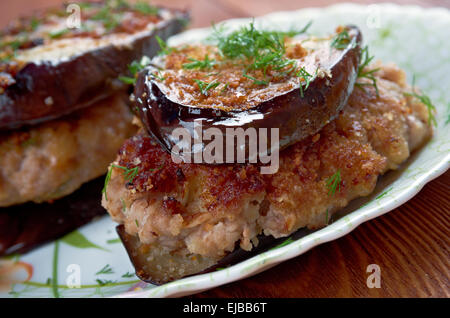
[0,0,188,255]
[101,23,433,284]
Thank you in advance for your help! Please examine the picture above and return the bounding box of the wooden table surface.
[1,0,449,298]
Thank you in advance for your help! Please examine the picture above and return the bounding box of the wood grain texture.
[1,0,449,298]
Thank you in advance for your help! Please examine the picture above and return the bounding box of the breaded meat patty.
[0,93,137,207]
[102,64,432,282]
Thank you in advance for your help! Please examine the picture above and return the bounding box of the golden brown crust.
[102,63,432,259]
[0,93,137,207]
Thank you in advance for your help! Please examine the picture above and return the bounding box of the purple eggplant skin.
[0,10,189,131]
[136,26,362,161]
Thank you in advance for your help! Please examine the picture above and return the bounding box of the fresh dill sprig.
[102,166,113,201]
[119,56,151,84]
[326,169,342,196]
[221,82,229,94]
[404,91,437,126]
[194,79,221,95]
[113,164,139,182]
[212,21,284,60]
[30,17,41,31]
[102,164,139,201]
[272,21,313,39]
[330,29,350,49]
[106,0,130,9]
[155,35,173,55]
[243,73,268,85]
[355,46,380,96]
[96,264,114,275]
[182,54,217,70]
[118,76,136,84]
[49,28,69,39]
[91,5,122,32]
[133,1,159,15]
[296,66,313,98]
[211,21,311,84]
[150,70,165,81]
[129,56,151,74]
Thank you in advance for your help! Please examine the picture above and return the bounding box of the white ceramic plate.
[1,3,449,298]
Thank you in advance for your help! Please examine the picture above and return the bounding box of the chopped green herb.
[404,91,437,127]
[134,1,159,15]
[221,82,229,94]
[135,219,139,227]
[273,21,312,38]
[129,56,151,74]
[112,164,139,182]
[296,67,313,98]
[96,264,114,275]
[30,17,41,31]
[151,70,165,81]
[155,35,172,55]
[118,76,136,84]
[243,74,268,85]
[355,46,380,97]
[330,29,351,49]
[102,164,139,201]
[102,165,113,201]
[183,54,217,70]
[49,28,70,39]
[194,79,221,95]
[119,56,151,84]
[211,21,311,83]
[326,169,341,196]
[91,5,122,32]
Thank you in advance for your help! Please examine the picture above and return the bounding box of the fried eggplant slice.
[103,64,432,284]
[0,1,189,130]
[135,25,361,161]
